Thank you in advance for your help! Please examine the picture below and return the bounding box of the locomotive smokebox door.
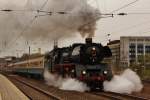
[86,38,92,44]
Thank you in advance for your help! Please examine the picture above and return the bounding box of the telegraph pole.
[29,46,31,56]
[26,41,31,74]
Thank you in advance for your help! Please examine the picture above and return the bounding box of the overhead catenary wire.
[109,0,140,13]
[95,0,100,10]
[97,14,150,43]
[0,0,67,15]
[39,0,49,10]
[123,12,150,15]
[0,0,138,16]
[0,0,149,56]
[3,17,37,52]
[76,0,141,31]
[0,9,68,15]
[106,19,150,37]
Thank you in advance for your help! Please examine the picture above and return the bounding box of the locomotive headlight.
[71,69,75,73]
[82,70,86,75]
[92,47,96,51]
[103,71,108,75]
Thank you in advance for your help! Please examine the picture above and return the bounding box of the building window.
[129,43,135,48]
[137,55,144,63]
[129,43,136,54]
[137,44,144,54]
[130,55,136,58]
[130,59,135,64]
[145,45,150,53]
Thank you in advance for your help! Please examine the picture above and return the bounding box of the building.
[120,36,150,67]
[107,36,150,69]
[107,40,120,71]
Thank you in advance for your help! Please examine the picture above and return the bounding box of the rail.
[7,75,62,100]
[92,91,149,100]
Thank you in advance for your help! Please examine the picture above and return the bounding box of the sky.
[0,0,150,57]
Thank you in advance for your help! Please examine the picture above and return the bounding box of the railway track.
[7,75,62,100]
[92,91,149,100]
[5,74,108,100]
[4,73,150,100]
[143,80,150,84]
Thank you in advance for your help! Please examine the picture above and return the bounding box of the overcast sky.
[60,0,150,47]
[0,0,150,57]
[95,0,150,42]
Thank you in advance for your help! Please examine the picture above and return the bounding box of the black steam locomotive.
[45,38,113,89]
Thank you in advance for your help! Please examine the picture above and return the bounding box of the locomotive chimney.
[54,39,58,49]
[85,38,92,44]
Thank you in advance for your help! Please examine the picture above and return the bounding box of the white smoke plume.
[25,0,101,40]
[44,69,89,92]
[0,0,101,40]
[60,78,89,92]
[0,0,100,56]
[103,69,143,94]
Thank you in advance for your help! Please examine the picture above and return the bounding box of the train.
[8,38,113,90]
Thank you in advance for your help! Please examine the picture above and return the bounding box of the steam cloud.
[0,0,101,41]
[44,69,89,92]
[103,69,143,94]
[26,0,101,39]
[0,0,100,56]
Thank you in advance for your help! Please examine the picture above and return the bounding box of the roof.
[0,58,6,63]
[107,40,120,45]
[121,36,150,38]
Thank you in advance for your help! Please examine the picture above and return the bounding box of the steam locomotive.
[8,38,113,90]
[46,38,113,89]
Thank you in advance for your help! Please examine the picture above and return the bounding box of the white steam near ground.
[44,68,143,93]
[44,69,89,92]
[104,69,143,94]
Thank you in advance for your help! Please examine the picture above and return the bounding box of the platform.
[0,74,29,100]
